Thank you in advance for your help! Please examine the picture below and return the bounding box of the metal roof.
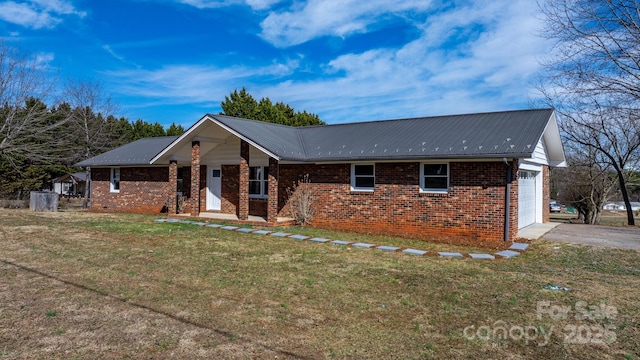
[211,108,555,161]
[212,115,307,160]
[75,136,178,167]
[77,109,560,167]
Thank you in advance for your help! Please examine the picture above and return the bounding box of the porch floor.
[174,212,295,224]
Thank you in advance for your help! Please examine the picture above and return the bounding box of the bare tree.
[286,174,316,227]
[63,79,119,208]
[538,0,640,225]
[555,151,617,224]
[0,43,70,167]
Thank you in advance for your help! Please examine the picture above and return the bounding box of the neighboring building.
[50,172,87,197]
[604,202,640,212]
[76,109,566,245]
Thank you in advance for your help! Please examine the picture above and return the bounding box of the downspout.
[503,158,512,242]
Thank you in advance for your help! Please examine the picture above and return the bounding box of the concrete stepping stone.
[252,230,270,235]
[221,226,239,231]
[402,248,427,256]
[206,224,223,228]
[270,232,291,237]
[352,242,376,249]
[165,219,181,223]
[331,240,351,246]
[377,246,400,252]
[469,253,495,260]
[438,252,464,258]
[495,250,520,258]
[192,222,207,226]
[509,243,529,251]
[154,219,167,223]
[236,228,255,233]
[180,220,193,224]
[289,234,310,241]
[309,237,330,243]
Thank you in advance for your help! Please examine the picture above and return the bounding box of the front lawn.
[0,209,638,359]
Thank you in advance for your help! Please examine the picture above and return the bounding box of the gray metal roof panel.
[298,109,553,161]
[75,136,179,167]
[210,115,307,160]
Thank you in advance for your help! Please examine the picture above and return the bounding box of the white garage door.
[518,170,537,229]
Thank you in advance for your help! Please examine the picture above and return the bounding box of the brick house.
[76,108,566,245]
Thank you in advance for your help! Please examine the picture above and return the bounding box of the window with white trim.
[249,166,268,198]
[351,164,375,191]
[110,167,120,193]
[420,163,448,193]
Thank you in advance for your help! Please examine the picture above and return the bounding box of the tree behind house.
[220,87,325,126]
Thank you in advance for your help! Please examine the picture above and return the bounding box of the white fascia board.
[209,117,281,161]
[540,111,567,167]
[150,114,211,164]
[518,161,543,171]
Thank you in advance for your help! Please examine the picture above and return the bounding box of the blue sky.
[0,0,551,126]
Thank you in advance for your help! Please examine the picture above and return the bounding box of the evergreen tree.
[220,87,324,126]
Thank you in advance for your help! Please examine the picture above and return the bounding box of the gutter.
[503,158,512,242]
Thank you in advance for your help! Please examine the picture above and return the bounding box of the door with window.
[207,167,222,211]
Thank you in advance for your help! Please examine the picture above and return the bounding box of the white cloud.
[106,61,299,104]
[260,0,432,47]
[108,0,551,124]
[178,0,281,10]
[257,0,551,121]
[0,0,85,29]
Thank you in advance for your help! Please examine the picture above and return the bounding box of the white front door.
[207,167,222,211]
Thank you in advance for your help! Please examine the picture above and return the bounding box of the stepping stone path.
[156,218,531,260]
[438,252,464,258]
[352,242,376,249]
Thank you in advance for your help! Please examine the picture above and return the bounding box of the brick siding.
[91,160,524,245]
[90,167,171,214]
[278,161,519,245]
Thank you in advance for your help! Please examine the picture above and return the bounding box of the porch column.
[267,157,279,225]
[191,141,201,216]
[239,140,250,220]
[168,160,178,214]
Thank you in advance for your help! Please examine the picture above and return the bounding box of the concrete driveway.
[542,223,640,251]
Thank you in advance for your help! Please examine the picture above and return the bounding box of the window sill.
[350,188,374,193]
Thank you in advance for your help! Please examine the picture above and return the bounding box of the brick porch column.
[191,141,201,216]
[239,140,250,220]
[168,160,178,214]
[267,157,279,225]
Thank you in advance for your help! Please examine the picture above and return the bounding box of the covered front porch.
[152,115,289,227]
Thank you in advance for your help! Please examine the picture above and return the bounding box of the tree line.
[0,96,186,199]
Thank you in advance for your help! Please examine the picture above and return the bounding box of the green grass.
[0,209,638,359]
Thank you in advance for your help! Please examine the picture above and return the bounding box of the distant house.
[604,202,640,212]
[50,172,87,198]
[76,108,566,245]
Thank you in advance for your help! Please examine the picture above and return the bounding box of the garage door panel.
[518,170,536,228]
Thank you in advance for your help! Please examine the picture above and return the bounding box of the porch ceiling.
[153,118,235,165]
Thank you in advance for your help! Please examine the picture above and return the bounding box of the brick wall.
[91,160,523,244]
[542,165,550,223]
[278,161,518,245]
[221,165,239,215]
[91,167,170,214]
